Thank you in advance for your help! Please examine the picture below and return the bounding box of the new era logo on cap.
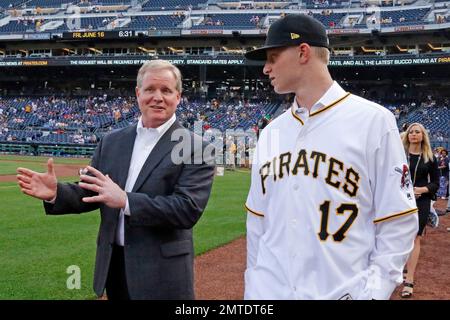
[245,14,329,61]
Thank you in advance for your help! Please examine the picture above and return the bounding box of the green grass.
[0,160,46,175]
[0,155,90,175]
[194,170,250,255]
[0,161,250,299]
[0,178,99,299]
[0,155,90,164]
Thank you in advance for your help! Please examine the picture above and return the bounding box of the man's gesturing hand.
[17,158,57,201]
[79,166,127,209]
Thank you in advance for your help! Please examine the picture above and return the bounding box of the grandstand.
[0,0,449,34]
[0,0,449,155]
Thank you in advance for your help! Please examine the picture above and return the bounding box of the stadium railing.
[0,141,95,157]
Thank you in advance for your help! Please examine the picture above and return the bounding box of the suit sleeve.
[366,126,418,300]
[127,142,215,229]
[44,138,103,215]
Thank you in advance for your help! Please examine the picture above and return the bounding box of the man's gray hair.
[136,60,182,93]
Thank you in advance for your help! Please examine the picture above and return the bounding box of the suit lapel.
[131,121,183,192]
[115,125,137,190]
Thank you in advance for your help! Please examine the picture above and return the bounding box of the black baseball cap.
[245,14,329,61]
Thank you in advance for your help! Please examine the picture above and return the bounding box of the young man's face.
[136,69,181,128]
[263,46,300,94]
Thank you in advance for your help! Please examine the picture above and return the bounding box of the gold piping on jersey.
[310,92,351,117]
[290,106,305,125]
[373,208,418,224]
[245,204,265,217]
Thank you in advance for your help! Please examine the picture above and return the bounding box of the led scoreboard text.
[63,30,139,39]
[71,31,106,39]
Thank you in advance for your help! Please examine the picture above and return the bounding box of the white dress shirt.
[115,114,176,246]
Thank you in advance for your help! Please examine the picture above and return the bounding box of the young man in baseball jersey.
[244,14,418,300]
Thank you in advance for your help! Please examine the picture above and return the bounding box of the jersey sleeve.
[245,141,268,218]
[365,116,419,299]
[245,142,267,269]
[368,127,418,223]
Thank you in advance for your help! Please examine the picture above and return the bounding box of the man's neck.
[295,73,333,111]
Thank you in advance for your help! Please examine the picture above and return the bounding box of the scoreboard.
[62,30,144,40]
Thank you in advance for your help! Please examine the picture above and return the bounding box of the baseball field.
[0,155,250,299]
[2,155,450,300]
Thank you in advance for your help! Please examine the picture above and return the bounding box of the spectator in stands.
[256,114,270,139]
[401,123,439,298]
[401,122,409,133]
[16,60,215,300]
[434,147,443,160]
[438,149,449,200]
[226,136,237,170]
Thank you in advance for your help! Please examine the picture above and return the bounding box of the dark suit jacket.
[44,121,215,299]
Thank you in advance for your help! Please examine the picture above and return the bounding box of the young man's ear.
[298,43,311,62]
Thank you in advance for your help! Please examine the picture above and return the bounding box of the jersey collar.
[290,81,351,124]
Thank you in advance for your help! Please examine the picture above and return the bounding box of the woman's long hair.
[401,122,434,163]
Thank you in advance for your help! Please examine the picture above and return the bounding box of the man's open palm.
[17,158,57,201]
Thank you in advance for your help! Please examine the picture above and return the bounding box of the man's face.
[263,46,299,94]
[136,68,181,128]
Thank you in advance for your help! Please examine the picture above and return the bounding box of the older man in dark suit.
[16,60,216,300]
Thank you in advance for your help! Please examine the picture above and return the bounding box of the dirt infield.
[195,199,450,300]
[0,163,82,182]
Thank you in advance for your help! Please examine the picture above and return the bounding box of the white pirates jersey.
[245,81,418,300]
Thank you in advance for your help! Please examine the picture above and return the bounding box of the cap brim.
[244,44,287,61]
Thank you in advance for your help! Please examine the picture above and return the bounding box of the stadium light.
[395,45,408,53]
[168,47,183,53]
[427,43,442,51]
[63,48,76,54]
[361,46,383,53]
[138,47,156,55]
[88,47,102,54]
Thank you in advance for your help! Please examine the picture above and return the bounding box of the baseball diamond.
[0,0,449,302]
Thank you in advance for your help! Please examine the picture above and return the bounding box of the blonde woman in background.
[401,123,440,298]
